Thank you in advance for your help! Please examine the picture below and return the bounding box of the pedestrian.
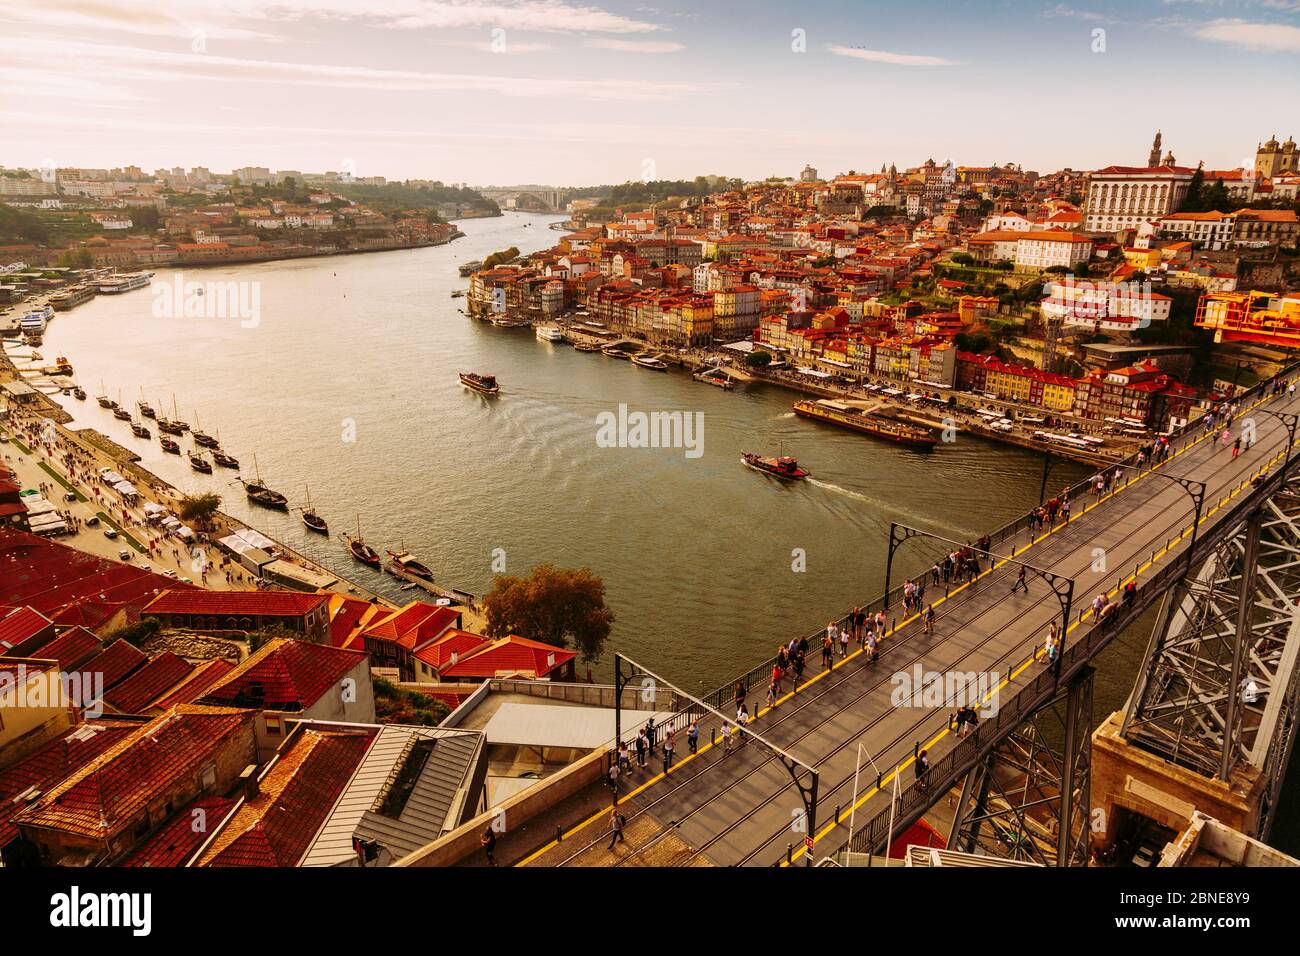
[662,728,675,772]
[481,826,497,866]
[867,630,879,664]
[1233,437,1241,459]
[607,759,620,792]
[736,705,749,742]
[607,808,626,850]
[915,749,930,792]
[734,681,746,713]
[1092,592,1107,617]
[1221,428,1233,451]
[721,721,733,754]
[839,623,849,657]
[688,720,699,756]
[922,604,935,634]
[645,718,657,756]
[821,633,834,668]
[618,741,630,774]
[1011,565,1028,595]
[771,661,784,696]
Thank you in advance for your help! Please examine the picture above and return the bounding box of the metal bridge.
[518,368,1300,868]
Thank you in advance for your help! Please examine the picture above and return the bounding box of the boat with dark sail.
[387,549,435,580]
[741,452,810,481]
[237,456,288,509]
[188,450,212,473]
[191,412,218,448]
[459,371,500,395]
[298,486,328,534]
[793,399,938,449]
[213,449,240,470]
[130,421,151,439]
[160,436,181,454]
[342,517,381,568]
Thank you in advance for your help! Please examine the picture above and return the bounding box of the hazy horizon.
[3,0,1299,186]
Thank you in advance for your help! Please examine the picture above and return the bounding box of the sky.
[1,0,1298,187]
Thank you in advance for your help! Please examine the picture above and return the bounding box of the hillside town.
[0,165,494,272]
[469,133,1299,436]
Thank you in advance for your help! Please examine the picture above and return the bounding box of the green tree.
[745,350,773,368]
[949,252,974,266]
[482,563,614,663]
[177,492,222,529]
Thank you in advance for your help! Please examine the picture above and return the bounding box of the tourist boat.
[741,452,810,481]
[156,395,188,434]
[793,399,938,449]
[191,412,218,448]
[50,286,95,311]
[459,371,500,395]
[342,517,381,568]
[632,352,669,371]
[387,549,435,580]
[602,344,634,359]
[160,436,181,454]
[237,456,288,509]
[694,369,734,390]
[97,272,152,294]
[18,311,47,336]
[96,380,112,408]
[573,341,602,352]
[188,450,212,473]
[298,486,328,534]
[71,386,87,401]
[112,389,131,420]
[213,449,239,470]
[536,326,565,342]
[130,421,151,439]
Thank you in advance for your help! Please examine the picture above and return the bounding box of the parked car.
[63,491,78,502]
[104,528,119,540]
[85,515,100,527]
[118,549,130,561]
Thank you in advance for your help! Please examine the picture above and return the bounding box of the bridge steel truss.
[1121,475,1300,840]
[842,454,1300,865]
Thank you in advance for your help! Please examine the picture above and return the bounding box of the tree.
[177,492,222,529]
[482,563,614,663]
[745,350,773,368]
[949,252,974,266]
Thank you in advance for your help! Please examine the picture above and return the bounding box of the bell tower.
[1147,130,1163,168]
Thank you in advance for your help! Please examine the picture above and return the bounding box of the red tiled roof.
[413,629,489,670]
[439,635,576,680]
[150,658,235,710]
[143,589,329,617]
[118,794,240,867]
[103,652,195,714]
[78,639,148,691]
[0,719,141,849]
[14,705,257,840]
[50,599,132,633]
[26,626,102,671]
[201,638,367,711]
[361,602,459,651]
[195,727,377,867]
[0,605,53,654]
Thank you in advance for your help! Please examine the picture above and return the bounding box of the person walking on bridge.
[688,720,699,756]
[839,622,850,657]
[1221,427,1233,451]
[607,808,626,851]
[923,604,935,634]
[915,750,930,793]
[662,727,676,773]
[635,728,648,769]
[645,718,657,757]
[1233,436,1242,459]
[1011,565,1028,595]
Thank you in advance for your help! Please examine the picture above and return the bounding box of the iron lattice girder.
[950,668,1093,867]
[1125,484,1300,784]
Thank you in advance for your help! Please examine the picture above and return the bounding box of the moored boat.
[298,486,328,534]
[137,391,155,419]
[741,452,810,481]
[387,549,435,580]
[342,517,381,568]
[536,325,565,342]
[237,456,288,509]
[189,450,213,473]
[72,386,87,401]
[212,449,240,470]
[602,344,634,359]
[459,371,500,395]
[573,341,602,352]
[191,412,218,448]
[793,399,938,448]
[160,436,181,454]
[632,352,669,370]
[130,421,151,439]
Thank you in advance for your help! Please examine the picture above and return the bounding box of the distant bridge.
[478,187,575,214]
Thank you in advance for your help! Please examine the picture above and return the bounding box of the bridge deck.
[520,387,1298,868]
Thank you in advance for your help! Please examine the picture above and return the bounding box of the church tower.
[1147,130,1163,168]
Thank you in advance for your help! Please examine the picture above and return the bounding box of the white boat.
[19,312,47,334]
[632,352,669,370]
[536,326,565,342]
[97,272,153,294]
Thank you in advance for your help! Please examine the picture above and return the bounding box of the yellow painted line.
[522,389,1288,867]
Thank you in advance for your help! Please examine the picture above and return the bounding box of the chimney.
[238,764,259,801]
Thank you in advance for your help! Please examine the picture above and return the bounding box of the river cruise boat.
[536,326,565,342]
[793,399,938,449]
[50,286,95,311]
[459,372,500,395]
[388,549,435,580]
[632,353,669,370]
[19,311,47,335]
[98,272,152,294]
[458,260,483,277]
[742,452,809,481]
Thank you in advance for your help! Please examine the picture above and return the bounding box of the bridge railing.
[702,361,1300,717]
[844,447,1298,858]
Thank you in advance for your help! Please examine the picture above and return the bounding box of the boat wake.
[772,411,796,420]
[807,478,871,502]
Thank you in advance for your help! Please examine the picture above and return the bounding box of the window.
[265,716,282,736]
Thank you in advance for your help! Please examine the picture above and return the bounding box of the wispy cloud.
[1194,17,1300,50]
[1043,3,1110,21]
[581,38,684,53]
[826,44,958,66]
[443,38,554,54]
